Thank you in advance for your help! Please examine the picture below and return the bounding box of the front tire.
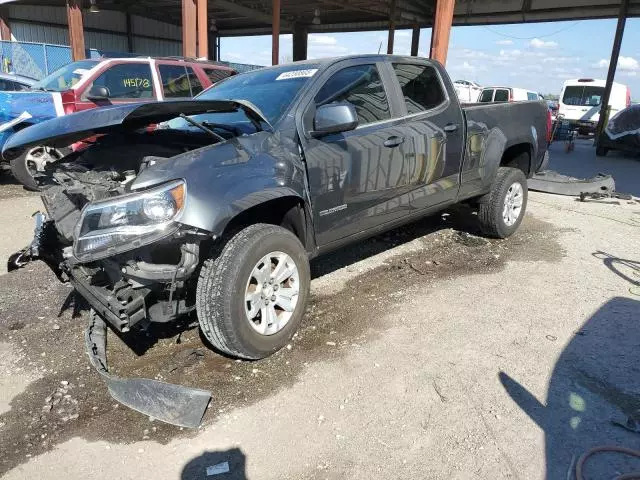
[477,167,528,239]
[196,224,310,360]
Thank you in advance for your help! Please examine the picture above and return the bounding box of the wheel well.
[222,196,309,248]
[501,143,532,176]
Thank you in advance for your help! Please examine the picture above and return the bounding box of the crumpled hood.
[2,99,267,160]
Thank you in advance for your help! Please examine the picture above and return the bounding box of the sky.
[220,18,640,99]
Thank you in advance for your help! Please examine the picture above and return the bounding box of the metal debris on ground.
[206,462,231,476]
[528,170,616,197]
[579,191,634,202]
[85,312,212,428]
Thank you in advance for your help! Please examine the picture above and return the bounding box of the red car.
[1,56,236,189]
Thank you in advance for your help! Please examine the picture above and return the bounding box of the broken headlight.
[73,180,186,262]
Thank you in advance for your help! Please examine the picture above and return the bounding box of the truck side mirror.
[86,85,110,102]
[311,103,358,137]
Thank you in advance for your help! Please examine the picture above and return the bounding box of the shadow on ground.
[501,260,640,479]
[181,448,247,480]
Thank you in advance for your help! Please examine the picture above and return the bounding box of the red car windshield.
[31,60,99,92]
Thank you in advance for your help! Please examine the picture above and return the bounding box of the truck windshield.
[31,60,99,92]
[196,64,320,124]
[562,86,604,106]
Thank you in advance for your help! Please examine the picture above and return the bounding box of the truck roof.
[243,54,438,72]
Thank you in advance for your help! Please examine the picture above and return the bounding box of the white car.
[558,78,630,135]
[478,86,543,103]
[453,79,482,103]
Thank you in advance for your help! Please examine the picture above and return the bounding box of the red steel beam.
[430,0,455,65]
[182,0,197,58]
[387,0,396,54]
[66,0,86,61]
[0,6,10,41]
[197,0,208,58]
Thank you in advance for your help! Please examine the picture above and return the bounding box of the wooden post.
[0,6,11,41]
[430,0,455,65]
[182,0,197,58]
[595,0,629,142]
[272,0,280,65]
[387,0,396,54]
[66,0,86,61]
[125,13,133,53]
[411,24,420,56]
[197,0,208,59]
[292,24,307,61]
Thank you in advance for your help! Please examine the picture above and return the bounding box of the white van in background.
[454,79,483,103]
[477,86,543,103]
[558,78,630,134]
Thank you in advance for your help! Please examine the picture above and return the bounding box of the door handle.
[383,135,405,148]
[444,123,458,133]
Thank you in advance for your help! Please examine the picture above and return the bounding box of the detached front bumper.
[16,215,202,333]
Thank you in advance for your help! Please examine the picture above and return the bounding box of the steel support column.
[66,0,86,61]
[182,0,197,58]
[430,0,455,65]
[411,24,420,56]
[596,0,629,142]
[0,6,10,41]
[293,24,308,61]
[272,0,280,65]
[387,0,397,54]
[197,0,208,58]
[125,13,133,53]
[208,32,218,61]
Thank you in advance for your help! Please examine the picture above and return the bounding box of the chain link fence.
[0,40,261,80]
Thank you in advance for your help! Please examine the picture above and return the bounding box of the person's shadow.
[181,448,247,479]
[500,296,640,478]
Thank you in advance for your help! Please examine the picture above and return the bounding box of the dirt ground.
[1,142,640,479]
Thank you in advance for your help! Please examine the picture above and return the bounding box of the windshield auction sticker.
[276,69,318,81]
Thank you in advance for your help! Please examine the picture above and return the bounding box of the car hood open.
[2,99,268,160]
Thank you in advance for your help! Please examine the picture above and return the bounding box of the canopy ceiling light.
[312,8,321,25]
[89,0,100,13]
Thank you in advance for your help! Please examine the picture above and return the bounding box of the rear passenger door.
[385,61,465,210]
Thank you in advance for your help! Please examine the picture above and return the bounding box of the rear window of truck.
[392,63,445,113]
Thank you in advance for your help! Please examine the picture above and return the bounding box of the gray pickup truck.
[5,55,550,360]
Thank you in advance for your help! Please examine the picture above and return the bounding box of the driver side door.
[300,61,417,247]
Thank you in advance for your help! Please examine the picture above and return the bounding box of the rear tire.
[477,167,528,239]
[196,223,310,360]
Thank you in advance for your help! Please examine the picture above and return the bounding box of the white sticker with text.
[275,69,318,81]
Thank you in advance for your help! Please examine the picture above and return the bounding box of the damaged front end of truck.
[3,99,303,426]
